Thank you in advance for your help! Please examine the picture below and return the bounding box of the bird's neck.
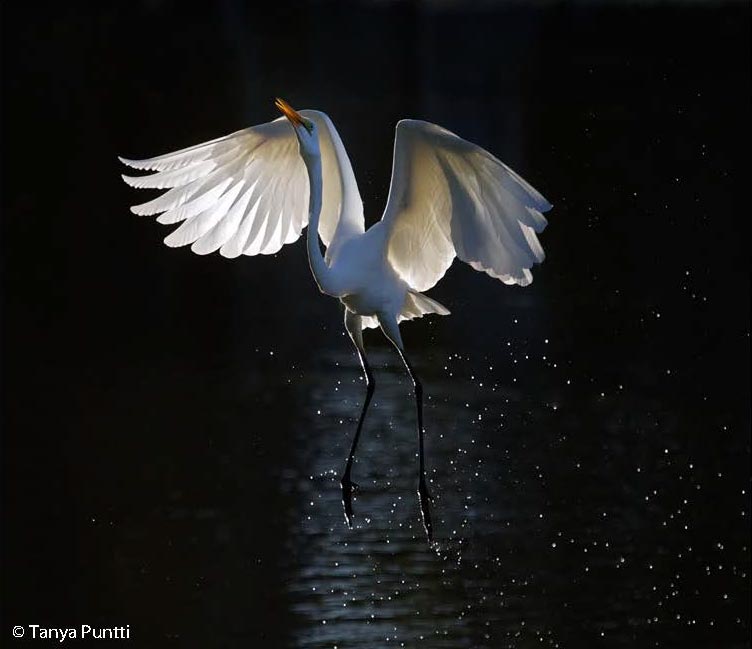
[305,155,338,296]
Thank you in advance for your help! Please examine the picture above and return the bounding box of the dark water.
[2,1,750,648]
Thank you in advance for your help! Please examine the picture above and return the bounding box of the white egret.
[119,98,552,541]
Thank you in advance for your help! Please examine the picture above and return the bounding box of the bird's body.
[323,221,392,304]
[336,229,406,318]
[326,223,433,324]
[120,99,552,541]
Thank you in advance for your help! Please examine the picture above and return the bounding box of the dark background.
[1,1,750,647]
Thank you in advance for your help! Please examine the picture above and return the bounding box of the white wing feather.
[382,120,552,291]
[120,111,363,258]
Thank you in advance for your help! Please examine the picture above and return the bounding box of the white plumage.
[120,99,552,541]
[120,112,549,288]
[120,111,365,260]
[383,120,551,291]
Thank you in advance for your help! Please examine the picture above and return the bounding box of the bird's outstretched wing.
[120,110,363,258]
[381,120,552,291]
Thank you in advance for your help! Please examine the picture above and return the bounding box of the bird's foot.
[418,478,434,543]
[340,474,359,528]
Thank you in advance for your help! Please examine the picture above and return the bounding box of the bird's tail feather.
[361,291,450,330]
[401,291,450,321]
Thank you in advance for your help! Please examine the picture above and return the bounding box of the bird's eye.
[303,119,314,135]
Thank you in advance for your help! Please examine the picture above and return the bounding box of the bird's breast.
[338,269,406,318]
[331,224,407,317]
[340,291,381,316]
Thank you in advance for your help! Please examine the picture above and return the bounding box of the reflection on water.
[282,347,507,648]
[274,343,748,648]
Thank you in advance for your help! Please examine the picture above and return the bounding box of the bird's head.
[275,97,319,159]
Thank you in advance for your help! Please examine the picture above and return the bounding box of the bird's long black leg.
[342,310,375,528]
[400,351,433,542]
[378,315,433,543]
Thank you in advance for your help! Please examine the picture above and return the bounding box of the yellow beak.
[275,97,304,127]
